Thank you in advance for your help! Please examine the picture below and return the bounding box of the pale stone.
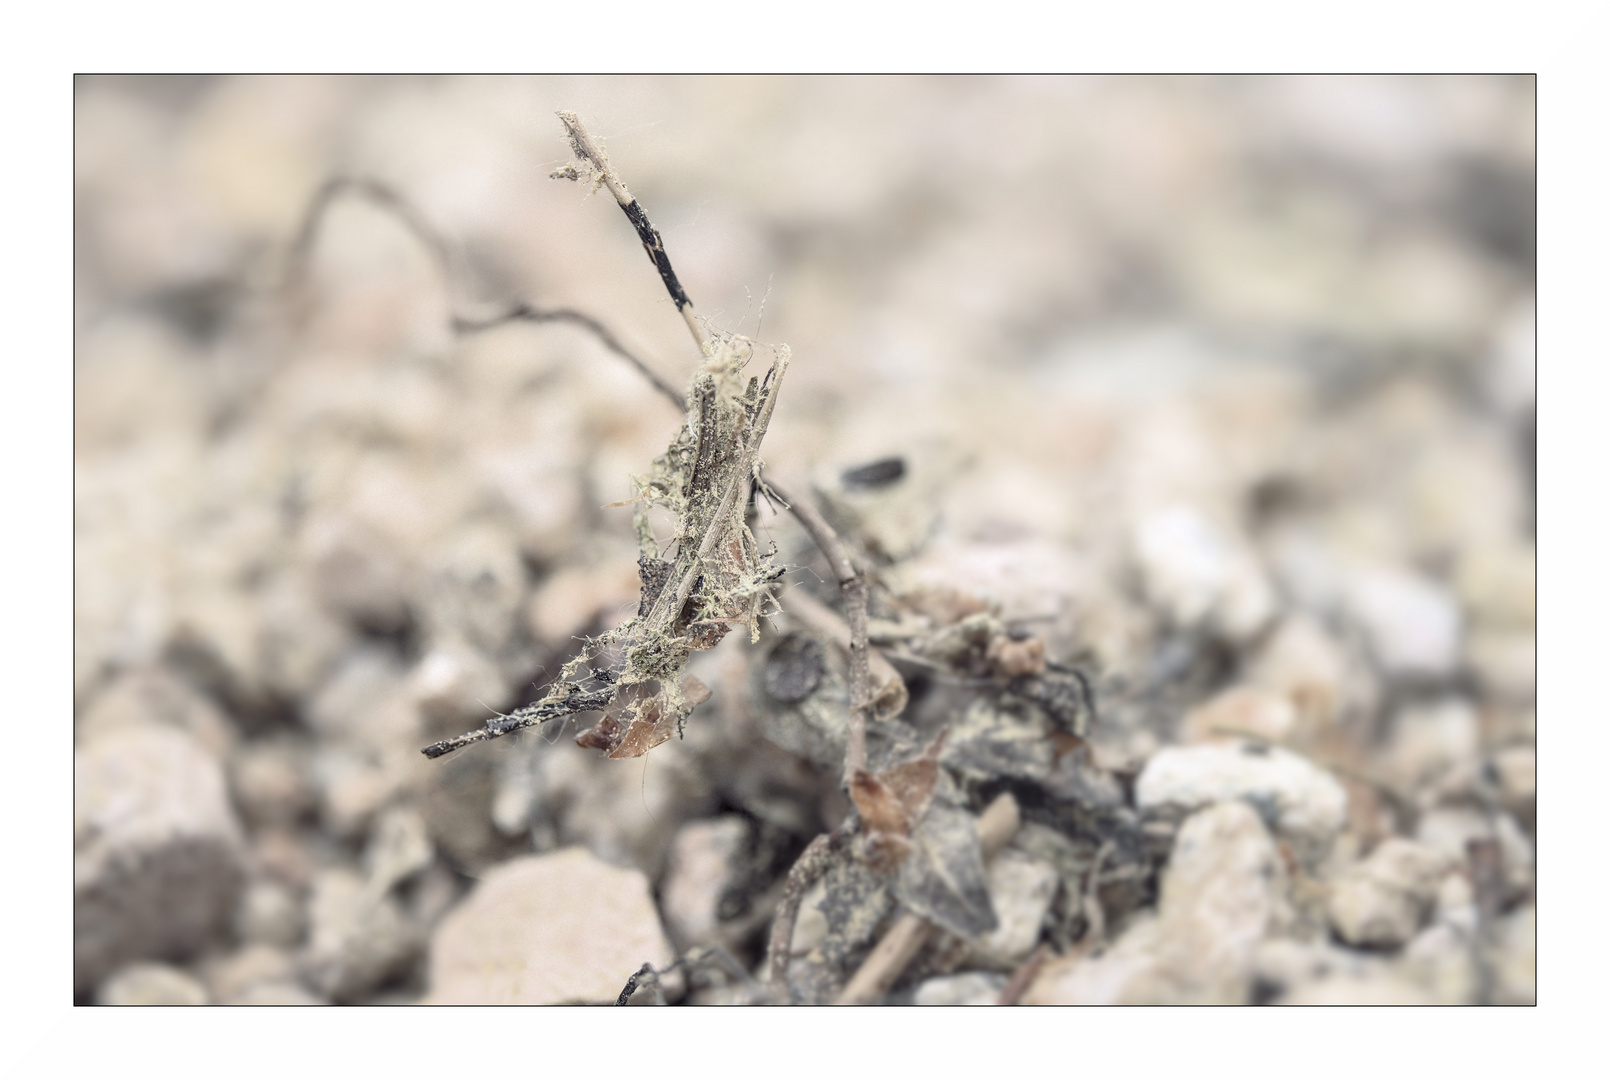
[525,558,641,646]
[1399,923,1478,1004]
[1344,565,1462,680]
[363,805,435,896]
[1245,614,1358,730]
[301,867,426,1003]
[1382,698,1480,790]
[75,725,246,994]
[1467,630,1536,704]
[230,738,315,828]
[1494,904,1535,1005]
[234,878,306,948]
[1326,838,1452,948]
[225,981,328,1005]
[661,816,749,949]
[1133,506,1276,643]
[913,972,1008,1005]
[427,847,674,1004]
[97,962,210,1005]
[1279,972,1433,1005]
[1456,542,1535,631]
[964,851,1060,971]
[1135,743,1348,857]
[203,944,298,1002]
[1416,806,1533,900]
[1489,744,1536,829]
[75,665,236,760]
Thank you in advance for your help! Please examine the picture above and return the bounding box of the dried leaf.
[940,699,1054,783]
[608,675,711,759]
[893,800,998,939]
[848,730,948,872]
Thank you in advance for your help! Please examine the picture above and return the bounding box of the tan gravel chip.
[427,847,674,1004]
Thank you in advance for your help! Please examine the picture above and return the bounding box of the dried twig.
[454,303,686,407]
[615,945,757,1006]
[763,820,855,995]
[281,132,890,773]
[834,792,1021,1005]
[284,176,453,293]
[996,943,1050,1006]
[554,110,709,354]
[762,477,876,782]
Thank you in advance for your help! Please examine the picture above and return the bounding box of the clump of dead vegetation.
[373,112,1121,1004]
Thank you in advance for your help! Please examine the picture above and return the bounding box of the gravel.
[74,725,246,995]
[71,76,1534,1007]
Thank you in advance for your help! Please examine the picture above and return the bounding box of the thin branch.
[284,176,453,293]
[763,477,874,783]
[996,943,1050,1006]
[454,304,686,408]
[763,821,855,996]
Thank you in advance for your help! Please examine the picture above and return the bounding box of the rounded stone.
[426,847,674,1004]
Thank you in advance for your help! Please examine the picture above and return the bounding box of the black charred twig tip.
[615,962,658,1006]
[552,110,706,352]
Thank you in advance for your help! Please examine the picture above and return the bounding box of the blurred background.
[74,76,1534,1005]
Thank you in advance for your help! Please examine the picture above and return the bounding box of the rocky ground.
[74,76,1534,1005]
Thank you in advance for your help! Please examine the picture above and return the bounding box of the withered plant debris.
[423,334,790,761]
[391,110,1130,1003]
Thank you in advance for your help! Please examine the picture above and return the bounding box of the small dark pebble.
[841,456,906,489]
[764,634,825,704]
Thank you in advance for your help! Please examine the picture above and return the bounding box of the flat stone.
[913,971,1007,1005]
[96,962,210,1005]
[75,725,246,994]
[1135,743,1348,858]
[426,847,674,1004]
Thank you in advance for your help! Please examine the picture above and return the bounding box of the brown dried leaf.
[849,730,948,872]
